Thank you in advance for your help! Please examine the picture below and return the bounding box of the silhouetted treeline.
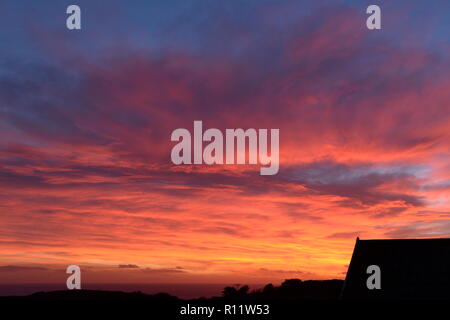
[222,279,344,299]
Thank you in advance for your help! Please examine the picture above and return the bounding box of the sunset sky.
[0,0,449,292]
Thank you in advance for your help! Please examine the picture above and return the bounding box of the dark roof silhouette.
[341,237,450,299]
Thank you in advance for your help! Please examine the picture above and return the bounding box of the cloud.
[258,268,316,278]
[142,266,186,274]
[281,161,425,207]
[118,264,139,269]
[0,265,49,272]
[382,220,450,239]
[326,232,361,239]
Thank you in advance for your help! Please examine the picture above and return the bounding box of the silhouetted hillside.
[27,289,179,301]
[1,279,344,301]
[0,279,447,319]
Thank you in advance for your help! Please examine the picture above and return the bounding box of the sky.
[0,0,449,293]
